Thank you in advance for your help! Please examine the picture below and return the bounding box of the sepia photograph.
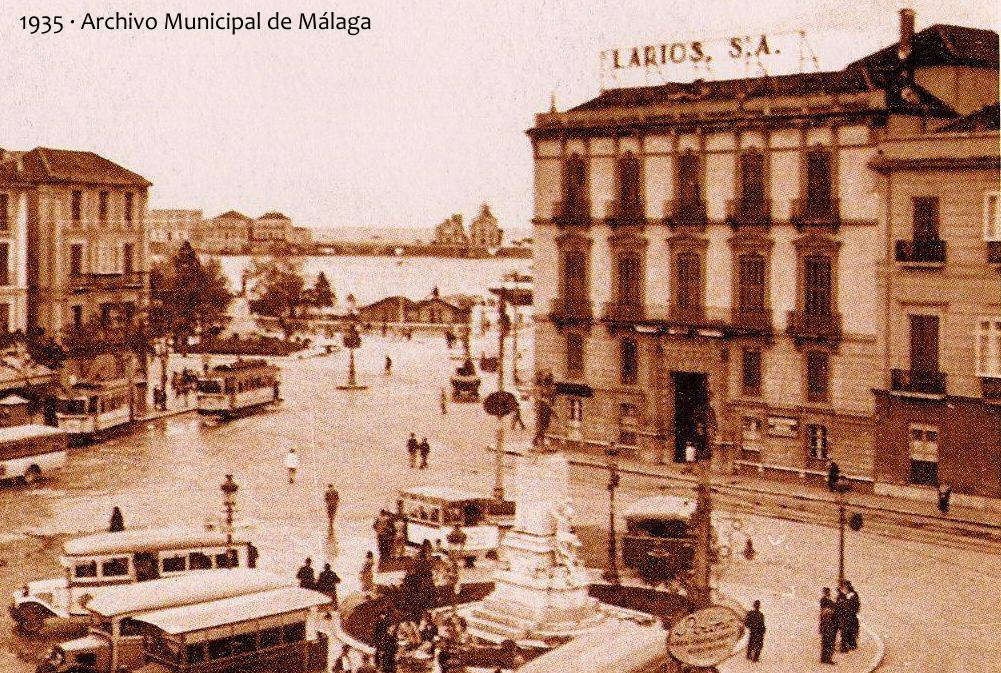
[0,1,999,672]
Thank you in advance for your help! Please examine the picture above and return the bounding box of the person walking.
[407,433,419,469]
[316,562,342,617]
[440,387,448,415]
[842,581,861,651]
[418,437,430,470]
[325,484,340,537]
[360,551,376,595]
[374,511,392,561]
[296,558,315,589]
[744,600,765,662]
[285,448,299,484]
[385,356,393,375]
[510,402,526,430]
[819,587,837,664]
[937,483,952,514]
[834,586,848,651]
[108,506,125,532]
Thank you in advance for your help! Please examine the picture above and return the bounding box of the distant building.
[148,209,202,247]
[434,214,468,246]
[357,295,471,328]
[195,210,253,254]
[288,226,314,251]
[0,150,30,335]
[252,211,293,243]
[469,203,503,248]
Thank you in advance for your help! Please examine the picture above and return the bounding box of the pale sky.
[1,0,997,232]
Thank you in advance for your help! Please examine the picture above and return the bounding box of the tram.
[11,527,256,634]
[0,424,68,486]
[397,486,501,563]
[55,380,133,440]
[196,359,280,419]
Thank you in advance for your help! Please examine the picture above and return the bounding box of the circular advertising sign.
[667,604,744,668]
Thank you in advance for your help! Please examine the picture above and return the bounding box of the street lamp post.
[492,290,510,503]
[603,443,621,586]
[220,474,238,568]
[834,481,860,587]
[337,313,368,391]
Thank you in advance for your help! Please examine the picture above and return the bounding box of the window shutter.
[913,197,939,241]
[909,315,940,372]
[740,152,765,202]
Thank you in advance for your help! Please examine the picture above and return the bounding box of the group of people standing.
[374,509,408,562]
[819,581,862,664]
[406,433,432,470]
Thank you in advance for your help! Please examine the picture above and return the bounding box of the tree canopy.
[149,242,232,351]
[246,257,308,339]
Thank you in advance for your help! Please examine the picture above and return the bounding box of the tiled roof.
[847,24,998,71]
[0,147,151,187]
[211,210,253,221]
[937,103,1000,132]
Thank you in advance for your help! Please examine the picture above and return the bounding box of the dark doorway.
[673,372,708,462]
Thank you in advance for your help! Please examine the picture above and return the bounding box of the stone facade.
[434,214,468,246]
[147,208,202,247]
[469,203,503,248]
[0,152,30,334]
[194,210,253,254]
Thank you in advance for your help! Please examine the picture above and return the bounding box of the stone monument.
[465,452,606,643]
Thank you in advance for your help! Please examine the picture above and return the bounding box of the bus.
[38,570,329,673]
[196,359,280,419]
[56,380,134,440]
[0,424,67,486]
[11,527,256,634]
[397,486,501,563]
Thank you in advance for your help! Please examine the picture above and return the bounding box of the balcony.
[981,376,1001,401]
[730,308,773,334]
[988,241,1001,265]
[786,311,843,342]
[791,198,840,231]
[891,369,947,396]
[603,302,646,323]
[552,200,592,228]
[895,239,946,266]
[549,298,593,326]
[664,199,708,230]
[604,200,647,228]
[726,199,772,229]
[70,272,146,292]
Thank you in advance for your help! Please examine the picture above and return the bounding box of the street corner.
[718,584,884,673]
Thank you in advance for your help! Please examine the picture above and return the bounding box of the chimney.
[898,8,915,62]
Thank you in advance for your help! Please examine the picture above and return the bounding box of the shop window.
[807,424,829,460]
[620,338,639,385]
[806,351,830,402]
[742,348,762,397]
[976,318,1001,377]
[908,424,939,486]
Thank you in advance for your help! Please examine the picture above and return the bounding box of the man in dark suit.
[744,600,766,662]
[819,587,837,664]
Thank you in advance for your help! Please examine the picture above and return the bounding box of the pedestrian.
[937,483,952,514]
[285,448,299,484]
[332,644,355,672]
[380,624,399,673]
[296,557,315,589]
[248,541,259,568]
[827,461,840,492]
[374,511,392,561]
[418,437,430,469]
[440,387,448,415]
[108,506,125,532]
[385,356,393,375]
[834,585,848,651]
[325,483,340,537]
[510,402,526,430]
[372,611,391,668]
[744,600,765,662]
[819,587,837,664]
[357,654,377,673]
[842,581,861,651]
[407,433,418,469]
[361,551,376,594]
[316,562,341,617]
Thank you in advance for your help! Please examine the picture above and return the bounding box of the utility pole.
[838,495,846,587]
[492,289,509,502]
[220,474,238,568]
[603,443,621,585]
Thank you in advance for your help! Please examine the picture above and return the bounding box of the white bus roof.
[0,424,66,443]
[63,527,250,557]
[401,486,488,503]
[133,586,328,635]
[85,569,289,619]
[623,495,698,520]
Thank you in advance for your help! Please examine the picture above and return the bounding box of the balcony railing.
[731,308,773,333]
[603,302,646,322]
[988,241,1001,264]
[552,200,592,228]
[981,376,1001,400]
[786,311,843,341]
[891,369,946,396]
[549,298,593,325]
[69,272,146,292]
[895,239,947,265]
[791,198,840,231]
[726,198,772,228]
[604,200,647,227]
[664,199,708,229]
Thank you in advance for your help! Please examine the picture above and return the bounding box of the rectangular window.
[0,304,9,333]
[617,252,641,306]
[806,149,832,207]
[984,192,1000,241]
[976,319,1001,377]
[71,305,83,328]
[101,557,129,577]
[562,250,587,307]
[908,423,939,486]
[912,197,940,241]
[804,255,832,316]
[676,252,702,310]
[566,333,584,379]
[124,193,134,223]
[618,153,642,210]
[282,622,306,643]
[70,244,84,277]
[740,152,766,203]
[74,561,98,578]
[620,338,638,385]
[677,153,701,204]
[100,303,113,327]
[98,191,109,222]
[806,351,830,402]
[258,628,282,649]
[619,403,638,446]
[807,424,829,460]
[738,254,766,314]
[564,154,588,209]
[71,190,83,222]
[122,243,134,274]
[123,302,136,325]
[909,315,940,373]
[207,638,232,660]
[0,193,8,230]
[0,242,9,286]
[161,555,186,573]
[742,348,762,397]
